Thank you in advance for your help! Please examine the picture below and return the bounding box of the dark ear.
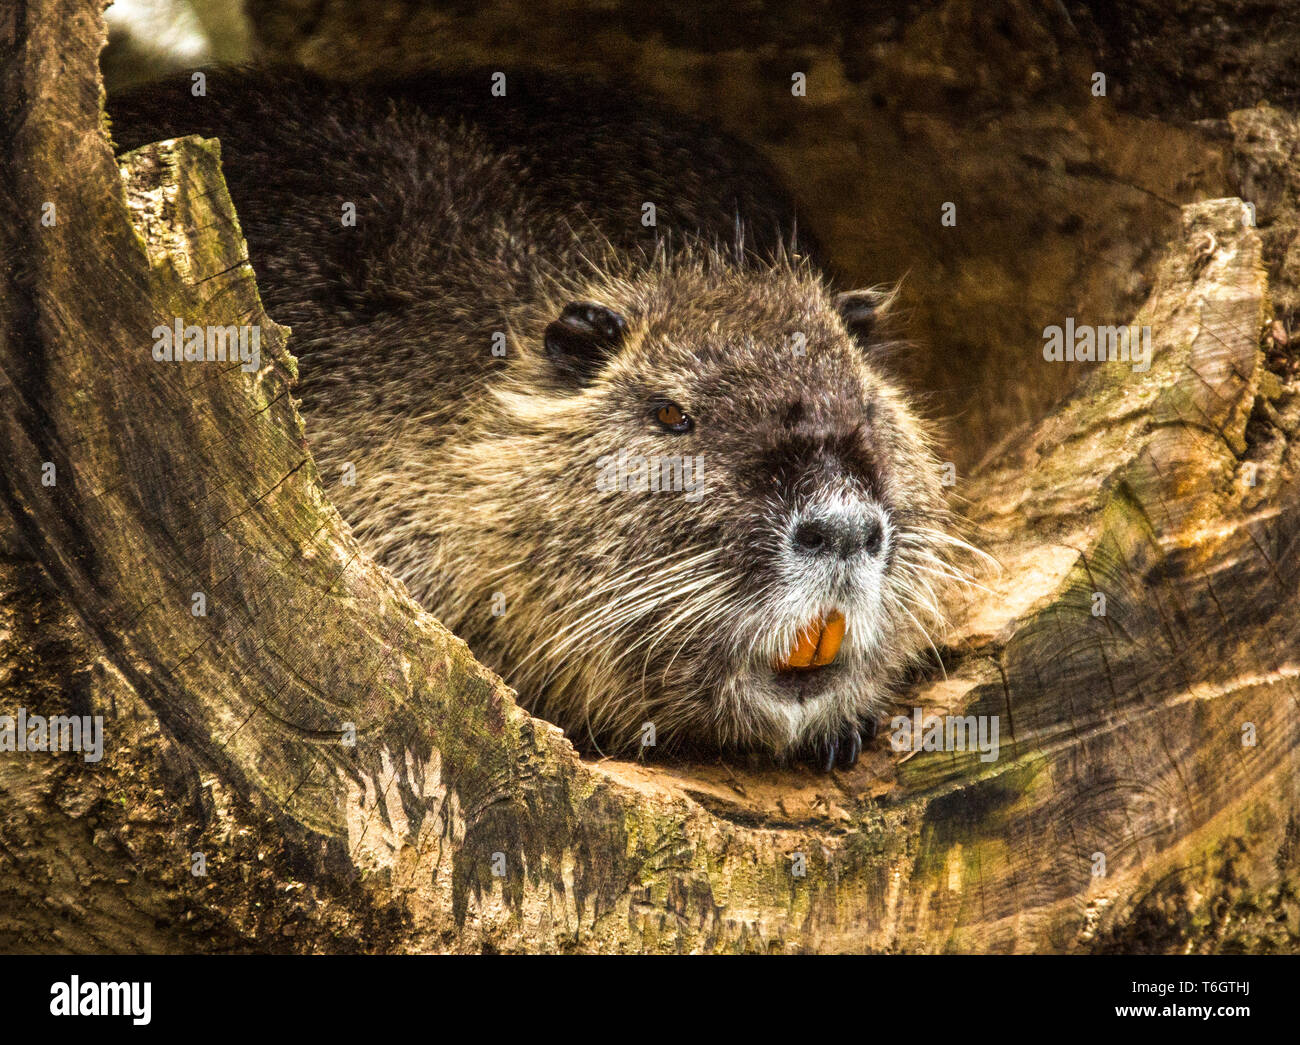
[543,302,629,383]
[833,286,896,347]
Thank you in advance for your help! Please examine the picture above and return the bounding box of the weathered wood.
[1,0,1297,953]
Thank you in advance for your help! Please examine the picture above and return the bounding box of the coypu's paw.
[808,715,878,773]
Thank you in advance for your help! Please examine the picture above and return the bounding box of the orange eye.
[654,402,692,433]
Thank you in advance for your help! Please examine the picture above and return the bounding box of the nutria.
[109,68,964,769]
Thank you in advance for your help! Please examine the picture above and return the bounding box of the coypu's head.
[418,249,964,766]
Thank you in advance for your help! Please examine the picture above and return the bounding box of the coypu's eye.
[654,401,692,434]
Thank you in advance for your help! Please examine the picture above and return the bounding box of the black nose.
[793,515,884,558]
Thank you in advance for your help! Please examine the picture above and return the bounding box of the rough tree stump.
[1,0,1297,952]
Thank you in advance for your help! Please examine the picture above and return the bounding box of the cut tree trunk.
[1,0,1297,953]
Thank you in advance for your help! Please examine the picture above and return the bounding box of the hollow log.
[1,0,1297,953]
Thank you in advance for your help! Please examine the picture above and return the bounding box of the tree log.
[1,0,1297,953]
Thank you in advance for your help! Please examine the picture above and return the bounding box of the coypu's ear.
[544,301,629,383]
[834,286,896,348]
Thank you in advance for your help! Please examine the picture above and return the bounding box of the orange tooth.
[812,610,845,666]
[776,612,847,671]
[783,623,818,669]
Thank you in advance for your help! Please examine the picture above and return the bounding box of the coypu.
[109,68,965,770]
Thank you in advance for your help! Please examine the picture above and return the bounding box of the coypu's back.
[108,66,815,311]
[107,66,817,436]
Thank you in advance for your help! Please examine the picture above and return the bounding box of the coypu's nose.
[793,514,884,558]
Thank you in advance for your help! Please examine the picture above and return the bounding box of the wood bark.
[1,0,1297,953]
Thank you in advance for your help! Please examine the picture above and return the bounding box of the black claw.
[806,721,870,773]
[821,737,838,773]
[839,727,861,769]
[861,716,879,742]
